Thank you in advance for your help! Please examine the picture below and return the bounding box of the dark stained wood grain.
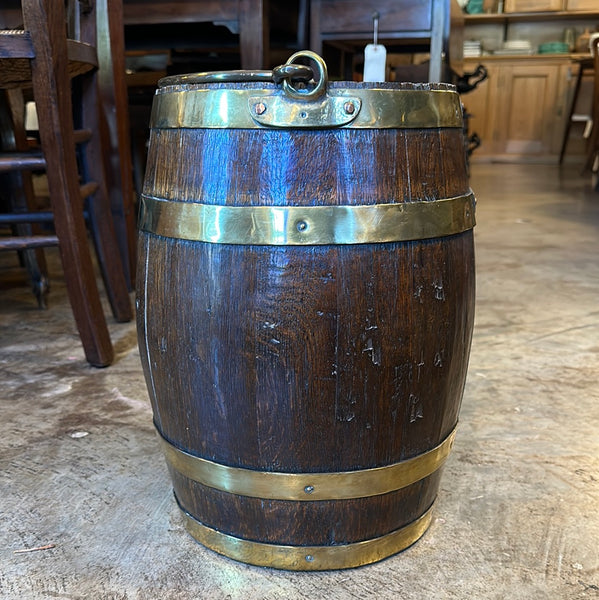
[137,81,475,552]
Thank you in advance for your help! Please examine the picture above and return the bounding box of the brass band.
[150,87,463,130]
[158,427,456,501]
[179,501,435,570]
[139,193,475,246]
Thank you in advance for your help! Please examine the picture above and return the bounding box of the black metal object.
[455,64,487,172]
[455,64,487,94]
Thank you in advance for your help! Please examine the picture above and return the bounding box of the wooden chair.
[558,56,594,165]
[585,36,599,190]
[0,0,133,367]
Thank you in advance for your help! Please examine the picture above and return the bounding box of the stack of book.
[464,40,482,57]
[494,40,534,55]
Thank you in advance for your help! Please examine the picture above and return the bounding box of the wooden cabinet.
[464,57,574,161]
[461,4,599,162]
[310,0,464,82]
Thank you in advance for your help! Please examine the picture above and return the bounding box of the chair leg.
[20,247,50,307]
[76,75,133,323]
[26,0,114,367]
[559,64,583,165]
[97,0,138,290]
[42,152,114,366]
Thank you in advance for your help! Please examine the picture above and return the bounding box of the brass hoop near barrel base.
[158,426,456,501]
[139,193,475,246]
[179,500,435,571]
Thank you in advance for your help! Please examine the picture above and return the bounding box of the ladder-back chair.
[0,0,133,367]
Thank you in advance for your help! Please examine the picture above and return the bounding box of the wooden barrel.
[136,53,475,571]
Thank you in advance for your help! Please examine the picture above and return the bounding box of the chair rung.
[80,181,99,199]
[74,128,93,144]
[0,153,46,172]
[0,235,59,250]
[0,211,54,224]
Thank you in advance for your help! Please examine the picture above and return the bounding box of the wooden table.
[122,0,269,69]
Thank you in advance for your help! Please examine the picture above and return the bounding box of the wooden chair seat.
[0,32,97,88]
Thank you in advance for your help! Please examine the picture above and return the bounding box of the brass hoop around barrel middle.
[180,501,435,570]
[158,427,456,501]
[139,193,475,246]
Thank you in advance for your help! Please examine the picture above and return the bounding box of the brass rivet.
[344,102,355,115]
[305,554,315,562]
[304,485,314,494]
[296,220,308,232]
[254,102,267,115]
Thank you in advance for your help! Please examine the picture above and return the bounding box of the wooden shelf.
[464,10,599,24]
[463,52,590,61]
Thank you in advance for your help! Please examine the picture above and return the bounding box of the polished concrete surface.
[1,163,598,599]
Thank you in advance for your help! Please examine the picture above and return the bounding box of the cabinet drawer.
[317,0,433,34]
[565,0,598,9]
[504,0,563,11]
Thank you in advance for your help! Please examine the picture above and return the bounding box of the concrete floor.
[1,163,598,599]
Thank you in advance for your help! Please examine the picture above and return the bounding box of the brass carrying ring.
[281,50,328,100]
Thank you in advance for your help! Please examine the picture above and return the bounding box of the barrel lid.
[150,51,463,130]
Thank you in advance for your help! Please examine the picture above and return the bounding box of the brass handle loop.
[281,51,328,100]
[271,63,313,84]
[157,54,324,91]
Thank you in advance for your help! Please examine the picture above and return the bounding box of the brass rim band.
[179,501,435,570]
[139,193,475,246]
[158,427,456,501]
[150,88,463,129]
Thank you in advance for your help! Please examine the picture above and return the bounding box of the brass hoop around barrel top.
[150,86,463,129]
[158,427,456,501]
[179,500,435,571]
[139,193,475,246]
[152,51,463,129]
